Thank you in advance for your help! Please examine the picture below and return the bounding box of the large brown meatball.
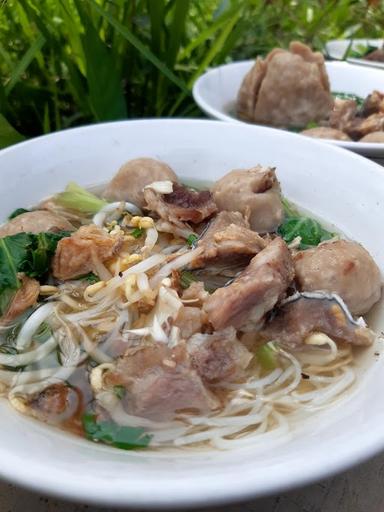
[294,240,382,315]
[0,210,74,237]
[212,165,284,233]
[103,158,178,208]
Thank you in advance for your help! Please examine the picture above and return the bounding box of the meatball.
[212,165,284,233]
[103,158,178,208]
[294,240,382,315]
[359,131,384,143]
[0,210,74,237]
[300,127,351,141]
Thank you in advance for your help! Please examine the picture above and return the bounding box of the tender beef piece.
[103,158,178,208]
[359,131,384,143]
[174,306,204,339]
[346,113,384,140]
[300,127,351,141]
[361,91,384,117]
[52,224,123,280]
[144,183,217,227]
[237,41,333,127]
[190,211,266,269]
[105,344,219,421]
[212,166,284,233]
[329,98,358,133]
[364,49,384,63]
[205,237,294,331]
[260,294,375,348]
[0,211,74,238]
[32,384,70,416]
[0,275,40,325]
[330,98,384,140]
[294,240,381,316]
[188,327,252,383]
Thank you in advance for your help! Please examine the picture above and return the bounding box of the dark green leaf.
[82,272,99,284]
[278,217,335,249]
[8,208,30,220]
[82,413,151,449]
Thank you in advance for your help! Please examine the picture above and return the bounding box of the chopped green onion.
[131,227,144,239]
[186,234,198,247]
[256,343,278,370]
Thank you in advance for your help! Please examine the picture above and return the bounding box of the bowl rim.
[192,59,384,152]
[1,118,384,508]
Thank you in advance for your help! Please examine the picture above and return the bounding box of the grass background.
[0,0,383,148]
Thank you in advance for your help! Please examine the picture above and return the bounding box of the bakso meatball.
[0,210,74,237]
[300,127,351,141]
[103,158,178,208]
[294,240,382,315]
[212,165,284,233]
[359,131,384,143]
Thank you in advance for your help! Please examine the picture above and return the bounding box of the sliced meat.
[300,127,351,141]
[174,306,204,339]
[329,98,358,133]
[1,275,40,325]
[104,343,219,421]
[361,90,384,117]
[190,211,266,269]
[52,225,123,280]
[237,41,333,127]
[0,211,74,237]
[204,237,294,330]
[212,166,284,233]
[346,113,384,140]
[144,183,217,227]
[260,293,375,348]
[294,240,381,315]
[188,327,252,383]
[103,158,178,208]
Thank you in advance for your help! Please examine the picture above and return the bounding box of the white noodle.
[16,303,54,350]
[0,336,57,367]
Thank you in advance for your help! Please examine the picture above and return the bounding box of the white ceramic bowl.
[0,119,384,508]
[325,38,384,62]
[193,61,384,158]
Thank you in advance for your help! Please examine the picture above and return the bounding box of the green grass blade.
[167,0,189,67]
[5,32,46,96]
[87,0,190,94]
[0,114,25,149]
[147,0,165,55]
[74,0,127,121]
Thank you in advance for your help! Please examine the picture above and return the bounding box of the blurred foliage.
[0,0,383,146]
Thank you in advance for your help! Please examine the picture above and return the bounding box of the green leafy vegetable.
[305,121,318,129]
[332,91,364,107]
[186,233,198,247]
[8,208,30,220]
[131,227,144,239]
[278,217,335,249]
[55,182,107,214]
[82,413,151,450]
[113,385,126,400]
[256,343,278,371]
[0,231,69,317]
[180,270,198,290]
